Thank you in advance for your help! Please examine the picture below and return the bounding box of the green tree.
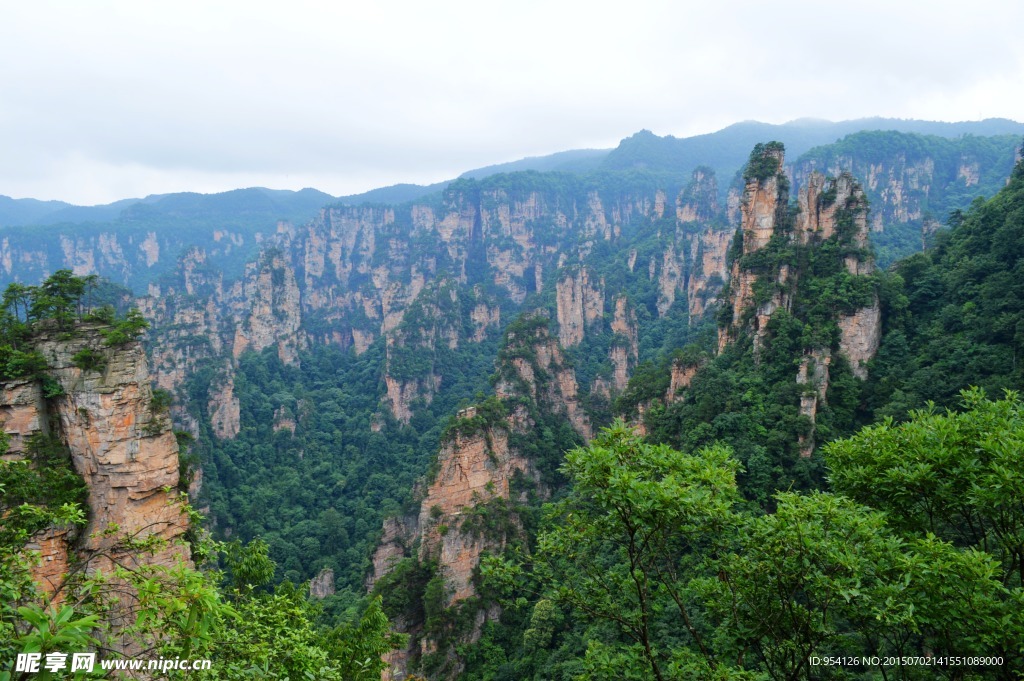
[533,422,743,680]
[30,270,86,331]
[825,388,1024,587]
[705,492,1020,680]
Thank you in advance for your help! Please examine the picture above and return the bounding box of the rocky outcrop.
[496,322,592,440]
[135,174,737,436]
[687,230,732,320]
[838,301,882,380]
[791,134,1020,242]
[0,379,48,457]
[470,299,501,343]
[368,516,418,591]
[208,368,241,440]
[309,568,335,599]
[380,283,468,422]
[677,167,719,224]
[666,359,702,403]
[742,147,787,253]
[234,251,303,365]
[1,328,191,625]
[32,330,191,572]
[273,405,296,433]
[384,373,440,424]
[717,148,882,455]
[796,172,881,378]
[371,404,538,679]
[796,348,831,457]
[796,171,874,274]
[657,243,686,317]
[609,295,638,392]
[555,268,604,347]
[418,424,531,603]
[718,145,793,353]
[371,316,599,678]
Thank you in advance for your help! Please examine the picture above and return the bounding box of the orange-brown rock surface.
[2,329,191,619]
[666,359,702,403]
[33,330,192,572]
[609,295,639,392]
[838,301,882,380]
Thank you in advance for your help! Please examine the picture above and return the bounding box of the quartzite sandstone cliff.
[2,327,191,647]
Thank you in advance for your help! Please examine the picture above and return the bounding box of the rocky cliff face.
[208,364,241,439]
[609,295,639,392]
[717,145,882,454]
[555,268,604,347]
[1,328,191,633]
[791,133,1021,257]
[666,358,703,403]
[718,146,794,353]
[139,174,733,437]
[370,415,535,679]
[370,318,591,678]
[0,223,260,293]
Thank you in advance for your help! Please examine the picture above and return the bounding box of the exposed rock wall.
[309,568,335,599]
[370,406,538,679]
[791,138,1019,239]
[718,148,792,353]
[371,319,595,678]
[417,424,531,604]
[137,175,740,437]
[0,379,48,457]
[555,268,604,347]
[208,367,241,440]
[666,359,702,403]
[717,150,882,455]
[1,329,191,624]
[796,348,831,457]
[687,230,732,320]
[609,295,639,392]
[838,301,882,380]
[33,330,191,573]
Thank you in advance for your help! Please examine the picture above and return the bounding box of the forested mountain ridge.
[793,131,1023,266]
[128,131,1019,584]
[1,120,1019,293]
[367,144,1024,679]
[0,187,336,291]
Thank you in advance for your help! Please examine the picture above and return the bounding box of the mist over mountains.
[5,117,1021,228]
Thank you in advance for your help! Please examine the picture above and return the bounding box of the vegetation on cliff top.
[0,270,148,383]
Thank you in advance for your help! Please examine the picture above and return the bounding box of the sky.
[2,0,1022,205]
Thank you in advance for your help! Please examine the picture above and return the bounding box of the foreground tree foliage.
[825,388,1024,588]
[534,425,742,680]
[483,397,1024,680]
[1,515,401,680]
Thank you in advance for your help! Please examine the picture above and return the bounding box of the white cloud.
[1,0,1022,204]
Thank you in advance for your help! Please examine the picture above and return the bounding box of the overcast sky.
[2,0,1022,205]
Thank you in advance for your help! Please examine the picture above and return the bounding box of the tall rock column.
[34,329,192,573]
[718,142,793,353]
[716,146,883,457]
[1,327,192,652]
